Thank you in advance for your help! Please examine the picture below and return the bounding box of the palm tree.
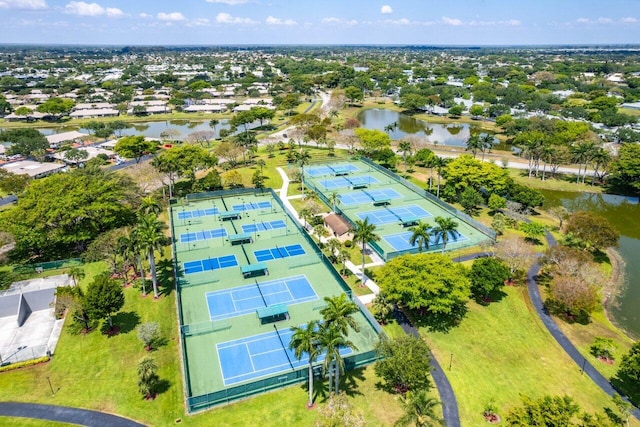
[295,149,312,196]
[329,192,339,213]
[480,133,494,162]
[313,224,327,243]
[590,147,611,185]
[571,140,594,184]
[326,238,342,259]
[256,158,266,175]
[336,247,350,276]
[320,294,360,336]
[289,320,321,408]
[409,221,432,253]
[433,157,447,198]
[140,195,162,216]
[318,323,357,394]
[137,357,160,399]
[68,266,85,286]
[136,214,167,299]
[432,216,460,253]
[352,218,380,285]
[209,118,219,135]
[399,140,413,176]
[396,390,443,427]
[465,134,482,158]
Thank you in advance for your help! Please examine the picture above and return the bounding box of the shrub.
[344,240,353,248]
[590,337,617,361]
[0,356,50,373]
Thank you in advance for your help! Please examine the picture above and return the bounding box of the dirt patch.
[598,356,615,365]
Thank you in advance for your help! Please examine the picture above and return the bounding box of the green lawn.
[0,418,76,426]
[422,286,632,426]
[509,169,603,194]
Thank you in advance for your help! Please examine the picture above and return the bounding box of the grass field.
[422,286,636,426]
[509,169,604,194]
[0,418,76,426]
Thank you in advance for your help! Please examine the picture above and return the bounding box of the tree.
[55,285,92,332]
[371,293,394,324]
[519,221,546,244]
[398,140,413,175]
[136,214,166,299]
[344,86,364,105]
[488,194,506,212]
[465,134,482,158]
[36,97,75,115]
[610,143,640,195]
[565,211,619,251]
[400,93,428,111]
[137,322,161,351]
[318,323,357,394]
[617,341,640,391]
[251,170,265,189]
[375,335,432,393]
[396,390,443,427]
[1,168,139,259]
[547,274,599,321]
[469,257,510,302]
[494,236,536,277]
[317,392,365,427]
[409,221,431,253]
[64,148,89,165]
[140,196,162,216]
[137,357,160,399]
[320,293,360,336]
[84,272,124,329]
[377,253,470,319]
[590,337,617,361]
[68,266,85,287]
[289,320,321,408]
[353,128,391,155]
[549,206,569,230]
[115,135,157,164]
[352,218,380,284]
[505,395,580,426]
[295,149,311,195]
[442,155,512,197]
[0,170,31,195]
[459,187,484,216]
[448,105,463,117]
[431,216,460,252]
[469,104,485,118]
[336,247,350,276]
[1,128,49,158]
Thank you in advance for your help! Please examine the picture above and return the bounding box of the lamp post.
[46,376,55,395]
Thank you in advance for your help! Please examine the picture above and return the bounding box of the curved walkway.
[526,231,640,419]
[275,167,461,427]
[0,402,146,427]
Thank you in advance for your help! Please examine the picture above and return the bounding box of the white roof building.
[45,131,89,147]
[1,160,66,178]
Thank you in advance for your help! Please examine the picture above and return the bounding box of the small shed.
[324,213,351,237]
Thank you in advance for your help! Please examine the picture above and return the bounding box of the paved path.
[392,309,461,427]
[275,166,462,427]
[525,231,640,419]
[0,402,146,427]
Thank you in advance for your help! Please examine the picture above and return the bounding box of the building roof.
[74,102,115,110]
[184,104,225,112]
[1,160,66,178]
[49,146,113,164]
[45,131,89,145]
[324,213,351,236]
[69,109,119,118]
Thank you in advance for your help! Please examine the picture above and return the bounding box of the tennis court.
[184,255,238,274]
[205,275,317,321]
[232,201,272,211]
[339,188,403,206]
[383,231,469,251]
[241,219,286,234]
[305,163,359,177]
[180,228,227,243]
[319,174,379,190]
[178,208,219,220]
[356,204,432,226]
[217,327,353,386]
[254,244,306,262]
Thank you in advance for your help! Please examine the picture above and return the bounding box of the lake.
[357,108,509,150]
[541,189,640,339]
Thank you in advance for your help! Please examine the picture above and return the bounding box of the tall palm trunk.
[361,242,367,285]
[137,255,147,296]
[333,360,340,393]
[307,361,314,407]
[148,250,159,298]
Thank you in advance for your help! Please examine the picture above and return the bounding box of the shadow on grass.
[610,375,640,408]
[475,288,508,306]
[156,258,175,296]
[101,311,140,336]
[409,304,468,333]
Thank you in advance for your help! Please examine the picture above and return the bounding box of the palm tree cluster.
[117,196,167,299]
[289,294,360,408]
[409,217,461,254]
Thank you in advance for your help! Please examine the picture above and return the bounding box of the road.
[0,402,146,427]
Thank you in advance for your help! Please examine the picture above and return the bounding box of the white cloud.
[65,2,122,17]
[322,17,358,26]
[266,16,297,26]
[215,12,257,24]
[0,0,47,9]
[381,5,392,14]
[383,18,411,25]
[621,17,638,23]
[158,12,187,22]
[576,17,590,23]
[206,0,250,4]
[139,12,152,19]
[188,18,210,27]
[468,19,521,27]
[597,17,613,24]
[441,16,462,26]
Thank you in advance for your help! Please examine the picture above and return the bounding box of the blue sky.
[0,0,639,45]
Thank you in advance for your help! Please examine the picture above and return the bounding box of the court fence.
[12,258,82,274]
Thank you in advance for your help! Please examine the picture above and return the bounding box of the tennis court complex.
[171,189,381,412]
[318,174,379,190]
[304,158,495,260]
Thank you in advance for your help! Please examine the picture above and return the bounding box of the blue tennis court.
[339,188,403,206]
[319,174,379,190]
[217,327,353,386]
[305,164,359,177]
[177,207,219,220]
[242,220,286,234]
[206,275,317,321]
[183,255,238,274]
[232,201,272,211]
[356,205,432,226]
[180,228,227,243]
[254,244,306,262]
[383,231,469,251]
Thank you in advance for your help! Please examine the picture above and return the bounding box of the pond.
[31,119,238,140]
[357,108,510,150]
[540,189,640,339]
